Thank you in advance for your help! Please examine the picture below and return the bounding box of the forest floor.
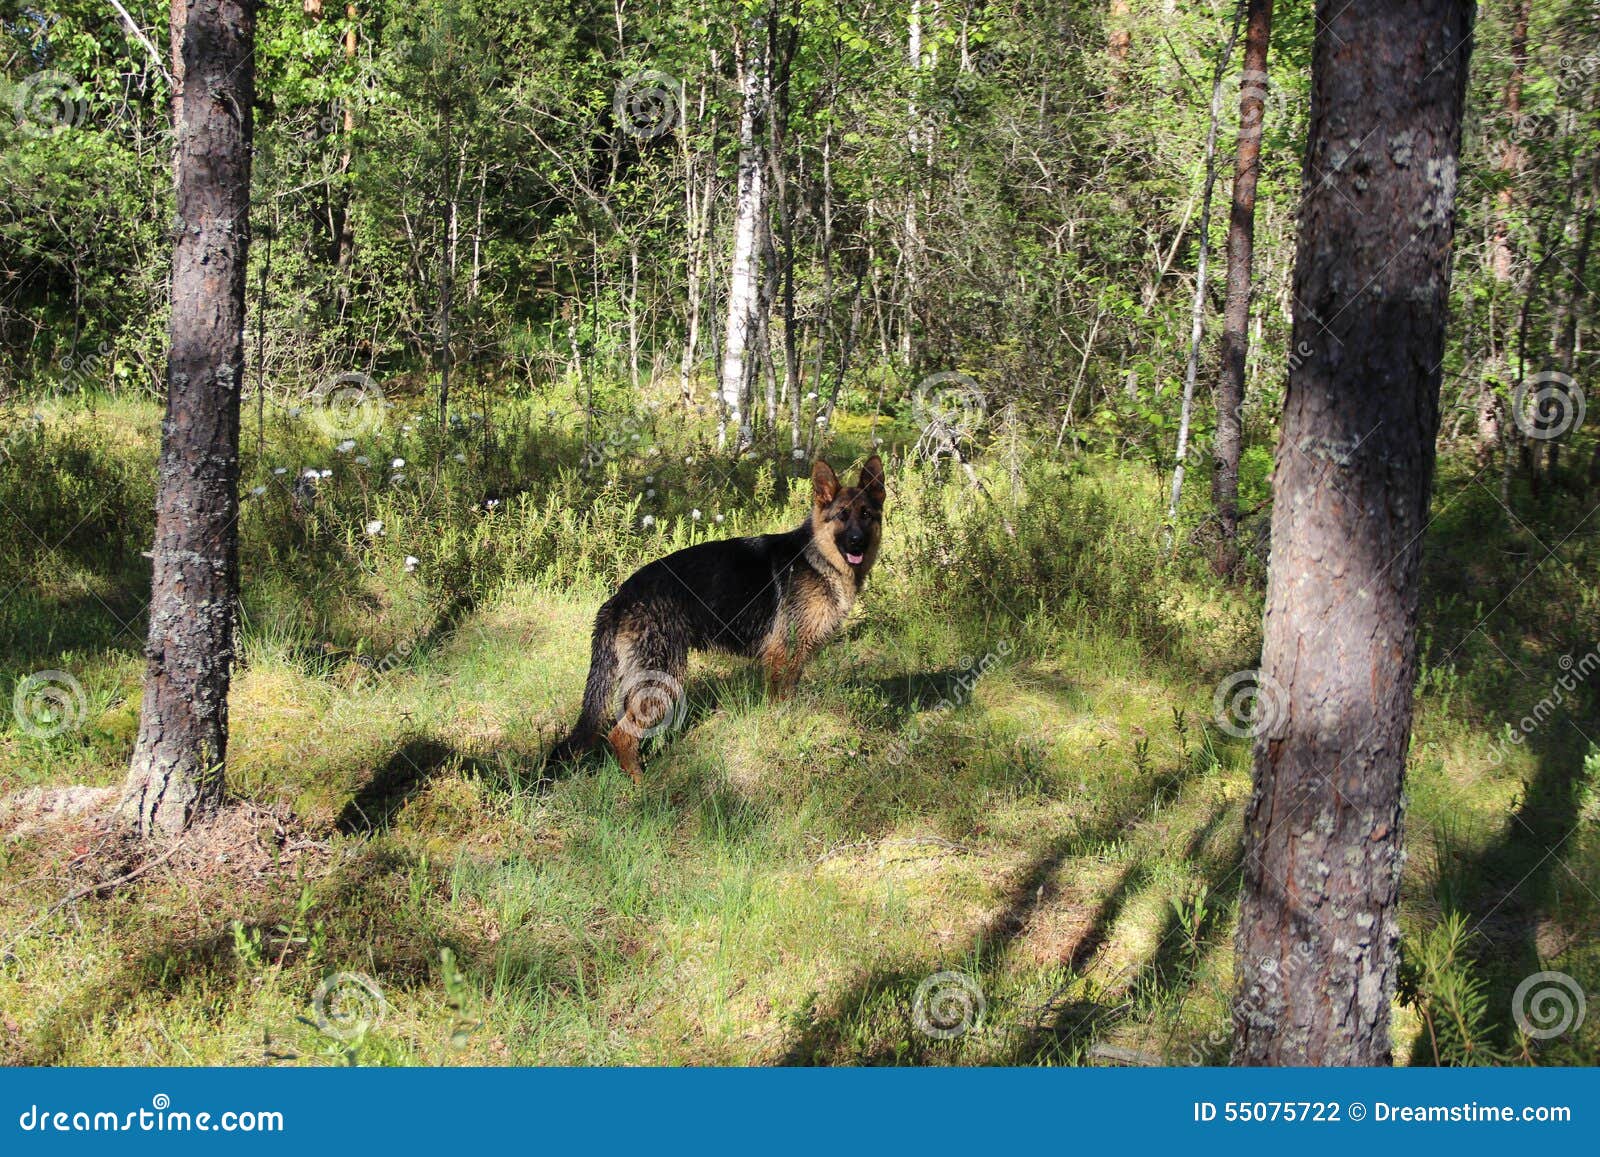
[0,387,1596,1066]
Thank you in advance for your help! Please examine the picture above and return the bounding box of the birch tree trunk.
[122,0,257,837]
[1166,3,1243,530]
[679,74,714,406]
[901,0,923,365]
[1232,0,1473,1066]
[718,11,769,450]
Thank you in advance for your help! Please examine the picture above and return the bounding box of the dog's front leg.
[763,637,811,699]
[763,639,793,699]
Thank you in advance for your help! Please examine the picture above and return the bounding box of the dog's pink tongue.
[846,551,864,565]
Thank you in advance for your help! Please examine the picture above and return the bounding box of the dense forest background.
[2,0,1589,484]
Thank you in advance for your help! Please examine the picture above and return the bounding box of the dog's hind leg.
[605,625,686,784]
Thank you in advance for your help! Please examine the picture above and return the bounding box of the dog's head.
[811,454,886,576]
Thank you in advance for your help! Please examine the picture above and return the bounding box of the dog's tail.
[549,607,620,764]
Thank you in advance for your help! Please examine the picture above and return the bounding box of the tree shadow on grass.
[13,841,459,1065]
[1000,796,1242,1065]
[1404,717,1596,1063]
[1406,475,1600,1061]
[335,728,599,835]
[778,756,1228,1065]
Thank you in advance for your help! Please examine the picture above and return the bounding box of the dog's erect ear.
[812,459,840,507]
[858,454,886,508]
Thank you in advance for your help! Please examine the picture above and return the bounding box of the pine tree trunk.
[1231,0,1473,1066]
[1211,0,1272,578]
[1489,0,1529,283]
[122,0,257,838]
[1486,0,1530,472]
[1106,0,1131,108]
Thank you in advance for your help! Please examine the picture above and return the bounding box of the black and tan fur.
[551,455,886,782]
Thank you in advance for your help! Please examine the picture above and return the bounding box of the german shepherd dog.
[551,455,886,782]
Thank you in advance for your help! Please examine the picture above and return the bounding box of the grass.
[0,382,1596,1066]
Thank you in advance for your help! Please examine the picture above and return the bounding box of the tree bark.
[122,0,257,838]
[333,2,359,305]
[718,10,769,451]
[1106,0,1132,107]
[679,73,714,406]
[1211,0,1272,578]
[1546,161,1597,480]
[768,4,802,452]
[1166,2,1244,531]
[1488,0,1530,283]
[1232,0,1473,1065]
